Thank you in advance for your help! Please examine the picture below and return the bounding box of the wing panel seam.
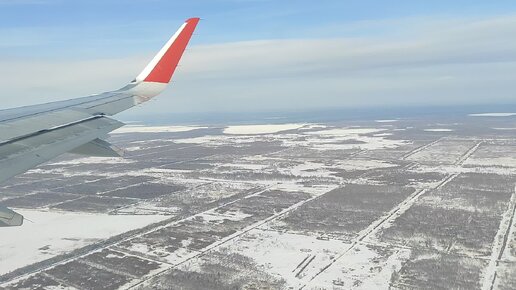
[0,115,106,147]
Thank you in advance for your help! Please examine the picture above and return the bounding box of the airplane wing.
[0,17,200,226]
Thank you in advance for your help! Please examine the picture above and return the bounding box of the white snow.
[406,140,476,165]
[306,128,384,136]
[112,125,207,134]
[375,119,398,123]
[492,127,516,130]
[289,127,409,151]
[469,113,516,117]
[272,182,338,196]
[463,156,516,168]
[333,159,398,171]
[412,164,516,176]
[50,157,134,165]
[199,210,253,223]
[174,124,408,152]
[218,229,351,288]
[308,243,410,289]
[424,128,454,132]
[481,187,516,289]
[217,162,269,171]
[286,161,336,178]
[173,135,256,146]
[212,226,410,289]
[0,210,167,275]
[301,124,328,130]
[223,123,306,135]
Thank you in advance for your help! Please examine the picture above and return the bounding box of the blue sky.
[1,0,516,118]
[2,0,516,52]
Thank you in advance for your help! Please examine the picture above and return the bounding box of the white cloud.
[1,15,516,115]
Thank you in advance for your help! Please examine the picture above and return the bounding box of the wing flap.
[69,138,124,157]
[0,109,94,143]
[0,117,124,184]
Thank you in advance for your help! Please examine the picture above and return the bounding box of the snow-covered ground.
[307,243,410,289]
[3,120,516,289]
[406,140,477,164]
[223,123,306,135]
[50,157,134,165]
[306,128,384,136]
[424,128,454,132]
[218,229,351,288]
[469,113,516,117]
[492,127,516,130]
[175,125,409,152]
[463,144,516,168]
[464,156,516,168]
[332,159,398,171]
[301,128,408,151]
[375,119,398,123]
[112,125,207,134]
[0,210,167,275]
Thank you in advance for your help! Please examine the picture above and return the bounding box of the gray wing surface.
[0,17,200,226]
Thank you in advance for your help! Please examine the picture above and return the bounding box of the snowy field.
[0,210,167,275]
[1,115,516,289]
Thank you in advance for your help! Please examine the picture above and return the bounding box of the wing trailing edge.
[69,138,124,157]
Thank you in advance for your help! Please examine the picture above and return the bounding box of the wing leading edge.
[0,17,200,226]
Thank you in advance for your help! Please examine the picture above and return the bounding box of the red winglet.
[138,18,200,84]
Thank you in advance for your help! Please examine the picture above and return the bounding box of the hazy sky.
[1,0,516,119]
